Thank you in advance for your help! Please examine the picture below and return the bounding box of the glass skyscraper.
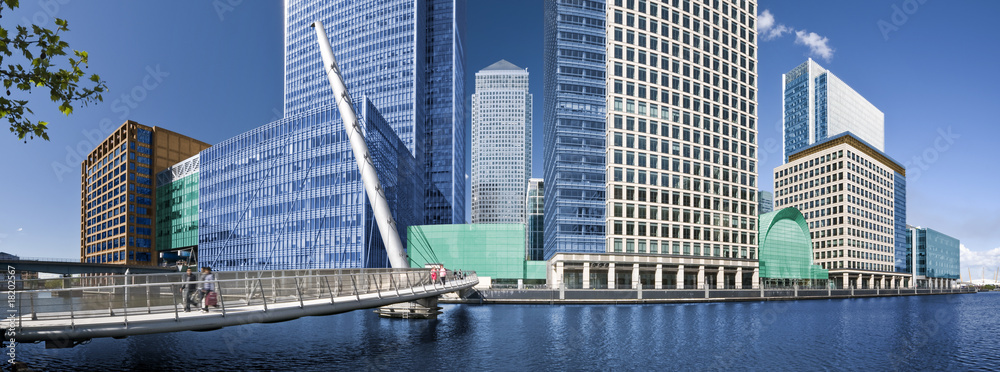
[284,0,466,225]
[424,0,467,225]
[542,0,607,259]
[782,59,884,161]
[471,60,532,224]
[197,1,466,270]
[199,101,418,270]
[547,0,762,290]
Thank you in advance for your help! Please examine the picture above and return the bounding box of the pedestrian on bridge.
[440,266,447,286]
[200,267,217,313]
[431,266,438,285]
[181,268,198,312]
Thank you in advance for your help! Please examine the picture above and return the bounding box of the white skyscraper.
[782,59,884,161]
[471,60,533,224]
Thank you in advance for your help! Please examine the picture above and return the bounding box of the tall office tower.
[782,59,884,161]
[526,178,545,261]
[199,101,419,270]
[605,0,760,264]
[542,0,607,259]
[81,121,210,266]
[424,0,467,225]
[774,132,907,289]
[471,60,532,224]
[284,0,466,225]
[905,225,960,289]
[757,190,772,214]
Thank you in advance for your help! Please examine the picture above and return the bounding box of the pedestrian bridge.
[10,268,477,347]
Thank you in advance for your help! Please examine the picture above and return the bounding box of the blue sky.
[0,1,997,278]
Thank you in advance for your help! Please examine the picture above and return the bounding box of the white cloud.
[960,244,1000,277]
[16,228,22,232]
[757,9,835,61]
[756,10,790,40]
[794,30,834,61]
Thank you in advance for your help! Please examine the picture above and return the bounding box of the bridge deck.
[13,269,477,345]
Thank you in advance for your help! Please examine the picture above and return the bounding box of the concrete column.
[555,261,564,290]
[716,267,725,289]
[608,263,616,289]
[632,264,640,289]
[654,264,663,289]
[676,265,685,289]
[751,267,760,289]
[735,267,743,289]
[582,263,590,290]
[697,265,705,289]
[843,273,849,289]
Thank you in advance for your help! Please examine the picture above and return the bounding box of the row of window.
[611,236,756,259]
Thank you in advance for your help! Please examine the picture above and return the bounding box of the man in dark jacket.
[181,267,198,312]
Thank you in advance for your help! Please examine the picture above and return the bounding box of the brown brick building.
[81,121,210,266]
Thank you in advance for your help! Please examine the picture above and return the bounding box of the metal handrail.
[15,270,440,294]
[16,270,478,324]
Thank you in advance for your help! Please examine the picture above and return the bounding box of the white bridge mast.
[311,21,409,268]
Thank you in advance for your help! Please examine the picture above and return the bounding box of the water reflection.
[13,293,1000,370]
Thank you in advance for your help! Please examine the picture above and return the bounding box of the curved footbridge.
[12,269,477,347]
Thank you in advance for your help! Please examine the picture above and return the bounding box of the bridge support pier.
[374,297,442,319]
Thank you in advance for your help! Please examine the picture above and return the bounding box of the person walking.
[181,267,198,312]
[440,266,447,286]
[200,267,217,313]
[430,266,438,286]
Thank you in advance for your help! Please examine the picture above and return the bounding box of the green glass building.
[155,155,201,261]
[758,208,828,286]
[407,224,546,283]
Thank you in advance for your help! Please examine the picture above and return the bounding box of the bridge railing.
[15,268,422,291]
[14,269,477,328]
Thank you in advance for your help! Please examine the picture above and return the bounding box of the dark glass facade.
[424,0,467,225]
[542,0,607,259]
[198,101,418,270]
[893,172,908,273]
[285,0,465,227]
[526,179,544,261]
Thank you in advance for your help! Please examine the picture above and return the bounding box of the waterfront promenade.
[448,287,976,304]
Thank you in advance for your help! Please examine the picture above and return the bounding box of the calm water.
[12,292,1000,371]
